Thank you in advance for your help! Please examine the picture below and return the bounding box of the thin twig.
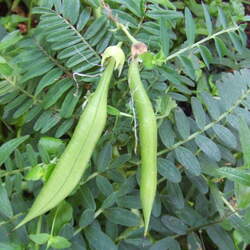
[34,37,72,77]
[57,13,101,60]
[172,209,240,240]
[100,0,138,44]
[3,75,38,101]
[0,166,31,178]
[158,88,250,156]
[0,212,24,227]
[166,26,240,62]
[27,0,34,31]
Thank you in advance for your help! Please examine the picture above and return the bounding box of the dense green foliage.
[1,0,250,249]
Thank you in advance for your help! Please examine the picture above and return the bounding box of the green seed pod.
[15,45,125,229]
[128,58,157,236]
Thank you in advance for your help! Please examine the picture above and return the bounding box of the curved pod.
[16,59,116,228]
[128,59,157,235]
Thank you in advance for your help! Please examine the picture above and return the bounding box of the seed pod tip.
[101,44,125,76]
[131,42,148,58]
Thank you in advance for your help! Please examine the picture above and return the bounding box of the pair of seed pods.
[16,45,157,236]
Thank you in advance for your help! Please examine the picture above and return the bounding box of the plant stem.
[0,213,24,228]
[117,23,138,44]
[158,87,250,156]
[11,0,21,11]
[100,0,138,44]
[3,75,38,101]
[172,209,240,240]
[34,217,42,250]
[46,208,59,249]
[0,116,14,133]
[80,171,99,185]
[166,25,240,62]
[28,0,34,31]
[33,37,72,77]
[240,0,250,5]
[73,208,104,236]
[0,166,31,178]
[221,196,241,217]
[56,13,101,60]
[94,208,103,218]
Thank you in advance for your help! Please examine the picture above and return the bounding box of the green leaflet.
[0,135,30,165]
[217,167,250,186]
[15,59,116,229]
